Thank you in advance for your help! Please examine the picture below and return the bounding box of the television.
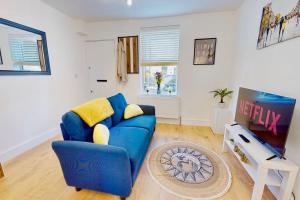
[235,87,296,158]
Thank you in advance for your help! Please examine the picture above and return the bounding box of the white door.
[85,40,117,98]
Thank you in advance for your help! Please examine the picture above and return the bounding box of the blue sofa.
[52,93,156,199]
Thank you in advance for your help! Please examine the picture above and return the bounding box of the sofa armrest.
[52,141,132,197]
[139,105,155,115]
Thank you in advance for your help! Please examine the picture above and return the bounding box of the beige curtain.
[0,163,4,178]
[117,41,128,82]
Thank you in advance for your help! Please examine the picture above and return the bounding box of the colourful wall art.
[257,0,300,49]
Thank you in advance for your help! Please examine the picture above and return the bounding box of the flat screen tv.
[235,87,296,158]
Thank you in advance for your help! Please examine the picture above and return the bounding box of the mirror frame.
[0,18,51,75]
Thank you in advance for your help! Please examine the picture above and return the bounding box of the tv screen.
[235,87,296,158]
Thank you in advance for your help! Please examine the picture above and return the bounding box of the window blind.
[9,37,40,66]
[140,25,180,66]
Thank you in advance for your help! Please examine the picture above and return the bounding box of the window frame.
[140,65,178,96]
[139,25,180,97]
[0,18,51,76]
[9,37,41,70]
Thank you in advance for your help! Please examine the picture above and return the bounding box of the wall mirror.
[0,18,51,75]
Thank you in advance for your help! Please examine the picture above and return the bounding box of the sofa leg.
[120,197,126,200]
[75,187,82,192]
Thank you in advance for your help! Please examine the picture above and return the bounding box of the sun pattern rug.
[147,141,231,200]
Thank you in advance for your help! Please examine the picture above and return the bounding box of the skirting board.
[157,117,210,126]
[157,117,180,125]
[181,118,210,126]
[0,127,60,163]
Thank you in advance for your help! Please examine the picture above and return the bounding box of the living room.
[0,0,300,199]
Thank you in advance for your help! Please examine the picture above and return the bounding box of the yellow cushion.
[72,98,114,127]
[93,124,110,145]
[124,104,144,119]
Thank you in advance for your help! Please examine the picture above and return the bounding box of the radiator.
[138,96,181,119]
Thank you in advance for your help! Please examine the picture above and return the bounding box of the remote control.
[239,134,250,143]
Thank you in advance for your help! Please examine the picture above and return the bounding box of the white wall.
[231,0,300,196]
[86,11,237,125]
[0,0,90,162]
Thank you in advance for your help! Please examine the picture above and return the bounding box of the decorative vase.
[157,84,161,94]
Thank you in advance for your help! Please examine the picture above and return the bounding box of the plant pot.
[218,102,226,108]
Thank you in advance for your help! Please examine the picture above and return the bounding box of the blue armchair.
[52,93,156,199]
[52,141,132,197]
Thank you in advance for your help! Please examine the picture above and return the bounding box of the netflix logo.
[239,99,281,136]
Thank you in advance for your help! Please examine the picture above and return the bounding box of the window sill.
[139,93,179,99]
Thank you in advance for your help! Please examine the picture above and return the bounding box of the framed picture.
[257,1,300,49]
[193,38,217,65]
[118,36,139,74]
[0,49,3,65]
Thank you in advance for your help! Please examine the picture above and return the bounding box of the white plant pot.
[218,102,226,108]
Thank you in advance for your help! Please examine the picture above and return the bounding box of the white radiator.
[138,96,181,119]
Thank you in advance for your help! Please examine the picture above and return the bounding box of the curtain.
[117,41,128,82]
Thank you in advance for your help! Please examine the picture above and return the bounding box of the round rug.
[147,141,231,200]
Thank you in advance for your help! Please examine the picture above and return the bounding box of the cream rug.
[147,141,232,200]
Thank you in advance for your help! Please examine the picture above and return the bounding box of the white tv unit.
[222,124,298,200]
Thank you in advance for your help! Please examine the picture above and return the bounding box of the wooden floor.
[0,124,275,200]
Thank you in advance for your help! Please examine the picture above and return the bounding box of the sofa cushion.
[108,127,151,179]
[93,124,110,145]
[124,104,144,119]
[62,111,112,142]
[108,93,128,126]
[99,117,113,128]
[116,115,156,135]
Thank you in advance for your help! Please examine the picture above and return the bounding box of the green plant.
[210,88,233,103]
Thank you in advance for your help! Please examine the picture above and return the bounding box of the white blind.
[140,25,180,66]
[9,37,40,66]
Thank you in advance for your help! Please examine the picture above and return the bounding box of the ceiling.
[42,0,244,22]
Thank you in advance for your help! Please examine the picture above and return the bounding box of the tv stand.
[223,124,298,200]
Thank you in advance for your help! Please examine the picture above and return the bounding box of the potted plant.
[154,72,162,94]
[210,88,233,108]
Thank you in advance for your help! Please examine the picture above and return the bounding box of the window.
[9,35,41,71]
[140,26,180,95]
